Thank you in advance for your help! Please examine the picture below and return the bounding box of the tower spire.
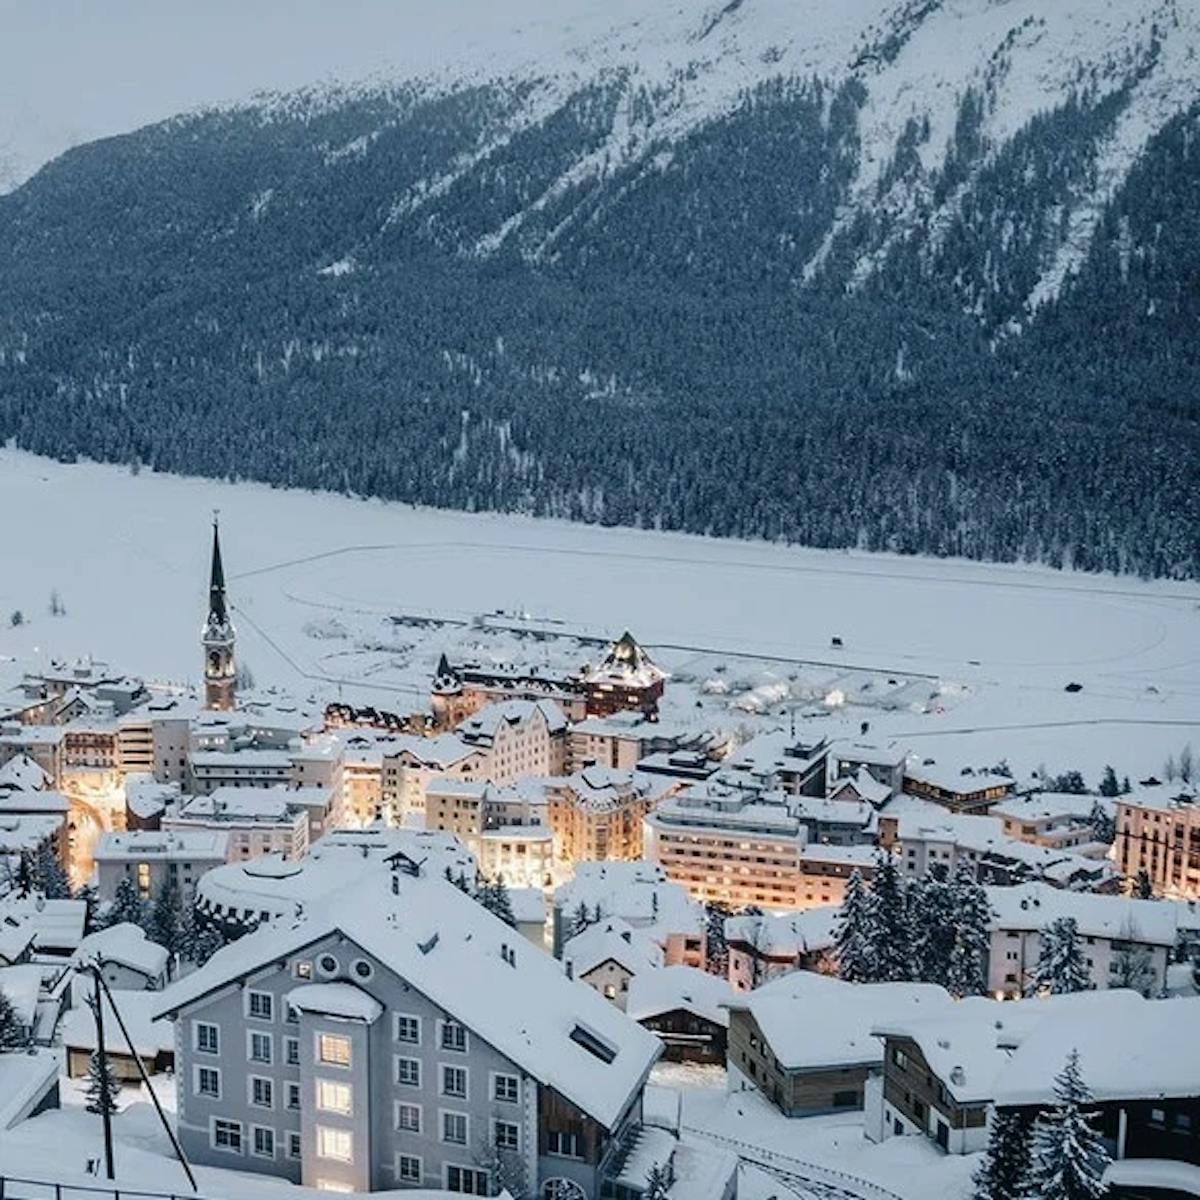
[202,511,236,711]
[209,511,227,624]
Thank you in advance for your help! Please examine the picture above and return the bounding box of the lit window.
[136,862,151,895]
[318,1033,351,1067]
[317,1126,354,1163]
[317,1079,353,1116]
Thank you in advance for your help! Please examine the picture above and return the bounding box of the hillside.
[0,0,1197,576]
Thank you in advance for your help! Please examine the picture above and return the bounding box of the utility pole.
[89,963,116,1180]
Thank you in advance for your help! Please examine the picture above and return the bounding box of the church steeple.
[202,514,236,711]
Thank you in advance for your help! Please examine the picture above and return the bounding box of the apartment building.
[1116,786,1200,899]
[725,906,839,991]
[381,736,488,825]
[901,763,1015,814]
[546,768,674,866]
[568,714,719,774]
[163,789,309,862]
[719,734,830,798]
[155,866,661,1197]
[456,700,568,782]
[829,743,907,797]
[93,829,229,903]
[992,792,1115,850]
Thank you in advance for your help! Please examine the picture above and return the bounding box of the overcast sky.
[0,0,588,191]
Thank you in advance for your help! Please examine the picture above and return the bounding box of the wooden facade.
[880,1036,987,1150]
[637,1007,727,1065]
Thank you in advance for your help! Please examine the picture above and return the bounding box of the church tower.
[202,516,236,711]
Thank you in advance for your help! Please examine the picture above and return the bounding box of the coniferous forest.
[0,76,1195,577]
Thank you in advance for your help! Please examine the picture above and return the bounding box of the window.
[137,862,151,895]
[287,1132,302,1160]
[352,958,374,980]
[397,1155,422,1184]
[493,1073,519,1104]
[293,960,313,980]
[285,1003,299,1025]
[317,1079,353,1116]
[249,1031,273,1064]
[546,1130,583,1159]
[247,990,274,1021]
[317,1126,354,1163]
[286,1036,300,1066]
[286,1082,301,1111]
[194,1065,220,1098]
[441,1065,468,1099]
[250,1076,274,1109]
[318,1033,351,1068]
[318,953,340,976]
[395,1014,421,1044]
[194,1022,219,1055]
[395,1057,421,1087]
[494,1120,519,1151]
[440,1020,468,1053]
[396,1102,421,1133]
[212,1118,243,1154]
[891,1046,909,1071]
[441,1111,468,1145]
[446,1165,490,1195]
[252,1126,275,1159]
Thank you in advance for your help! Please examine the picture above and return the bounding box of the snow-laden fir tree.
[1032,917,1091,995]
[85,1048,121,1116]
[1097,766,1121,799]
[870,851,912,983]
[148,877,184,957]
[972,1108,1032,1200]
[704,901,731,978]
[1133,869,1154,901]
[644,1160,674,1200]
[947,859,992,998]
[1028,1049,1110,1200]
[834,868,874,982]
[910,869,957,988]
[179,903,226,969]
[477,876,517,928]
[103,877,147,929]
[0,989,30,1050]
[32,842,71,899]
[1088,800,1116,843]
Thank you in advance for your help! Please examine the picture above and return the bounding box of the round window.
[352,958,374,981]
[317,953,339,977]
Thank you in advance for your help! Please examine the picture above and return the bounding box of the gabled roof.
[156,869,660,1130]
[73,923,169,980]
[563,918,663,979]
[627,965,734,1027]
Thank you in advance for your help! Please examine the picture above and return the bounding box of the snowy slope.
[4,0,1196,302]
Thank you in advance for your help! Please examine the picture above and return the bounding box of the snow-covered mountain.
[0,0,1197,576]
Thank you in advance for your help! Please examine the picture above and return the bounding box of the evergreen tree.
[1028,1050,1110,1200]
[147,877,184,956]
[910,869,957,988]
[1088,801,1116,843]
[704,901,731,977]
[477,876,517,928]
[85,1048,121,1117]
[1032,917,1090,995]
[644,1162,673,1200]
[0,990,30,1050]
[834,869,874,982]
[75,883,101,935]
[972,1108,1032,1200]
[568,901,595,939]
[104,877,147,929]
[947,859,992,998]
[1133,869,1154,900]
[1097,767,1120,799]
[869,851,911,983]
[32,842,71,899]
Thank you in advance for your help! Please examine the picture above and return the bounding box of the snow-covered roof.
[0,790,68,816]
[188,748,295,769]
[0,921,36,963]
[627,965,734,1027]
[0,815,62,853]
[994,994,1200,1107]
[986,882,1187,946]
[287,982,383,1024]
[564,918,664,979]
[61,989,174,1058]
[384,733,481,770]
[1103,1158,1200,1197]
[123,774,181,820]
[457,698,567,744]
[73,923,169,979]
[582,632,666,689]
[0,1049,58,1131]
[903,764,1014,795]
[551,767,671,813]
[0,963,43,1025]
[1118,785,1200,814]
[157,870,661,1130]
[730,973,949,1071]
[174,788,298,822]
[832,742,907,770]
[992,792,1114,824]
[0,754,51,792]
[725,906,839,956]
[0,898,87,952]
[95,829,229,862]
[829,768,893,807]
[555,862,704,937]
[507,887,547,926]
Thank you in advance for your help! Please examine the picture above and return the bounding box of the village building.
[627,965,733,1065]
[1115,786,1200,900]
[563,917,664,1010]
[992,791,1116,850]
[93,829,230,904]
[724,906,840,991]
[901,762,1016,814]
[546,768,675,866]
[164,789,309,862]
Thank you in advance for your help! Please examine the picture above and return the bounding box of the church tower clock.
[202,515,237,711]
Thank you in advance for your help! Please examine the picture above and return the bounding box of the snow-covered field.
[1,450,1197,784]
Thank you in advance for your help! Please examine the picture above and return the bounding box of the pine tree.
[947,859,992,998]
[569,901,594,939]
[704,900,731,977]
[179,904,226,968]
[1097,767,1120,799]
[32,842,71,899]
[1133,869,1154,900]
[0,990,30,1050]
[972,1108,1032,1200]
[148,877,183,955]
[1028,1050,1110,1200]
[910,869,957,988]
[1088,801,1116,843]
[85,1048,121,1116]
[103,877,148,929]
[76,883,101,935]
[477,877,517,928]
[869,851,912,982]
[834,869,874,982]
[1032,917,1091,995]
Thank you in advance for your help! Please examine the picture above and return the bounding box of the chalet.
[627,966,732,1065]
[902,763,1015,814]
